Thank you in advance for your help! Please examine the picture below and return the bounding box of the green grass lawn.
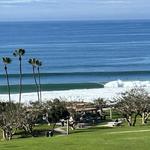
[1,125,150,150]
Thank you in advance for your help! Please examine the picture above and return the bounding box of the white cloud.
[0,0,148,21]
[0,0,131,5]
[0,0,42,4]
[0,0,136,10]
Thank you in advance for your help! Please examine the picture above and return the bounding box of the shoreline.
[0,87,132,104]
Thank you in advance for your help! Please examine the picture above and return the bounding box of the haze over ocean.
[1,20,150,93]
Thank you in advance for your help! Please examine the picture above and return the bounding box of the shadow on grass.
[14,128,61,139]
[0,145,21,150]
[14,125,113,138]
[11,122,117,140]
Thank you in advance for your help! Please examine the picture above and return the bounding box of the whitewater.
[1,80,150,104]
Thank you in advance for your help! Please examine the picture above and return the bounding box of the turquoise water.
[1,20,150,93]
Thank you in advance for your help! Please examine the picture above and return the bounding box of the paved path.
[54,127,66,135]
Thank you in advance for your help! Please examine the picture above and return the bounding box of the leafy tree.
[18,103,42,136]
[114,88,150,126]
[0,102,18,140]
[44,99,70,132]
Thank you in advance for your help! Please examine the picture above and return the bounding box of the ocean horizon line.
[1,19,150,23]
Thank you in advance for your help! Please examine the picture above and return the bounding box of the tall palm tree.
[28,58,40,103]
[36,59,42,103]
[13,49,25,106]
[2,57,12,103]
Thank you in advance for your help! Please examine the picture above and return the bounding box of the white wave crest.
[104,80,150,88]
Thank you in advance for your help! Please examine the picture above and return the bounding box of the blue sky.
[0,0,149,21]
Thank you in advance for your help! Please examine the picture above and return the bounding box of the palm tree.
[2,57,12,103]
[36,59,42,102]
[13,49,25,106]
[28,58,40,102]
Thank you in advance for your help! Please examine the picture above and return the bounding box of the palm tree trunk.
[19,57,22,107]
[32,66,40,102]
[5,65,11,103]
[37,67,42,103]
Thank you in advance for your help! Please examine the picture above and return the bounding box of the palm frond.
[28,58,37,66]
[13,48,25,57]
[36,59,42,67]
[2,57,12,64]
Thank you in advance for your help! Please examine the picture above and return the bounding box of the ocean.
[1,20,150,94]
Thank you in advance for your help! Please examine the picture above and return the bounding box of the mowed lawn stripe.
[1,126,150,150]
[107,129,150,134]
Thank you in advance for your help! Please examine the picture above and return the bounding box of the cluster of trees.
[1,49,107,140]
[0,48,44,140]
[114,88,150,126]
[0,98,70,140]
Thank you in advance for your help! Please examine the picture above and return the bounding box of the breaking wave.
[104,80,150,88]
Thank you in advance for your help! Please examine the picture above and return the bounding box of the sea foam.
[1,80,150,104]
[104,80,150,88]
[0,88,123,104]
